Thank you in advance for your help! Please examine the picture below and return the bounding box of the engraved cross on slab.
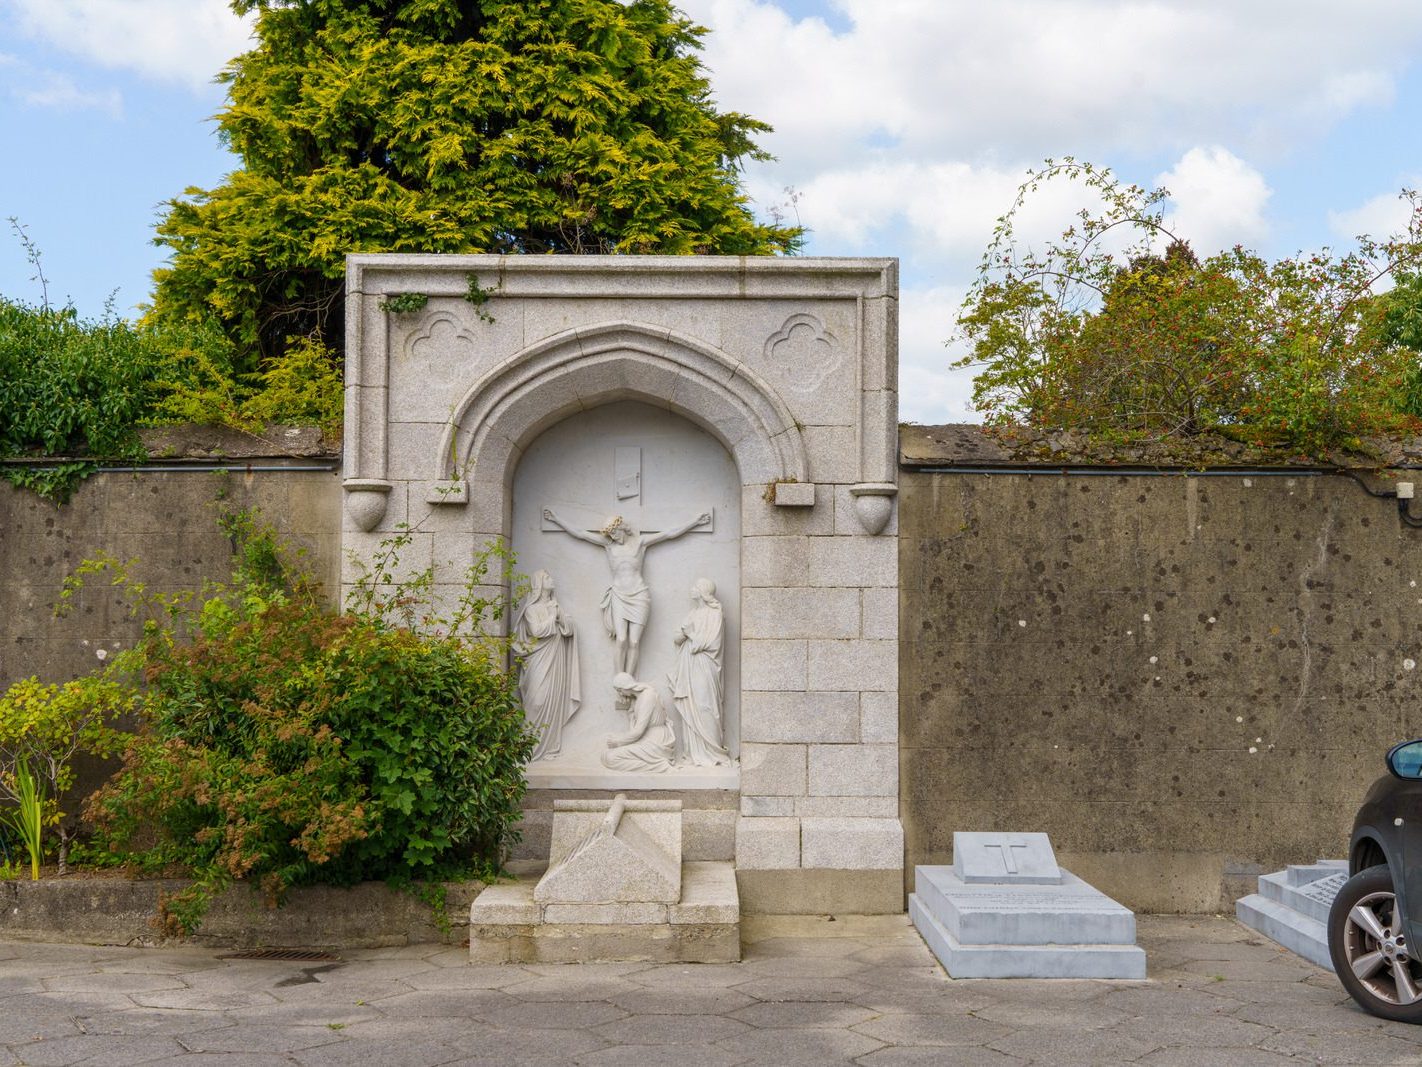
[539,446,716,536]
[952,831,1063,885]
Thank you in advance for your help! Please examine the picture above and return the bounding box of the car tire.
[1329,863,1422,1023]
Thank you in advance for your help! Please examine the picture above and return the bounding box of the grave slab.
[910,894,1148,979]
[1235,859,1347,972]
[535,796,681,905]
[910,831,1145,979]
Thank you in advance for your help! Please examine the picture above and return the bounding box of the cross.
[984,841,1032,876]
[540,446,714,535]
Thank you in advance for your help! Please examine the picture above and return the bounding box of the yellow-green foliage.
[240,337,344,436]
[151,0,801,369]
[0,675,128,870]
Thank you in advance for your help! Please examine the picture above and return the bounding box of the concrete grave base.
[1235,860,1348,971]
[469,861,740,963]
[910,865,1147,979]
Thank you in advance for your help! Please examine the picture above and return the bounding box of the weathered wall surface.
[900,459,1422,912]
[1,466,342,688]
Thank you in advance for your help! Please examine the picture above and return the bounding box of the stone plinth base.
[1235,860,1347,972]
[469,861,740,963]
[910,865,1147,979]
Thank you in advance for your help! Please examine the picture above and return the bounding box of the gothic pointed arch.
[432,322,810,489]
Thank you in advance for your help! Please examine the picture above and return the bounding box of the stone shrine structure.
[341,255,903,914]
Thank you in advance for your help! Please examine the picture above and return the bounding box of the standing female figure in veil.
[670,578,730,766]
[514,570,580,761]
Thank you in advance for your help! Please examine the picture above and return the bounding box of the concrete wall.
[900,466,1422,912]
[10,446,1421,916]
[2,466,342,688]
[0,466,342,801]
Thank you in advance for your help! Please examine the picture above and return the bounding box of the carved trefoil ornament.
[763,313,840,393]
[404,310,478,362]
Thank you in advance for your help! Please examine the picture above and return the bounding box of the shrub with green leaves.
[955,159,1422,456]
[0,297,159,462]
[76,512,534,934]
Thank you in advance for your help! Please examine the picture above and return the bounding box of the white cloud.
[1155,146,1272,255]
[899,283,977,424]
[1329,188,1419,241]
[684,0,1422,168]
[10,0,254,91]
[16,72,122,117]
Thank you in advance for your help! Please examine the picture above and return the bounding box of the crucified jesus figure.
[542,507,711,681]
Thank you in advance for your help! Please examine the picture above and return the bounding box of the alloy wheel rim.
[1344,889,1422,1006]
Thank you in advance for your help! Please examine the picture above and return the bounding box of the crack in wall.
[1291,502,1336,721]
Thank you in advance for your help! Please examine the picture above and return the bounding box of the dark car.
[1329,739,1422,1021]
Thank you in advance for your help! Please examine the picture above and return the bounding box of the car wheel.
[1329,863,1422,1022]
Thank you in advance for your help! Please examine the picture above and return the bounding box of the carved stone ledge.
[849,482,897,535]
[426,479,469,505]
[773,481,816,507]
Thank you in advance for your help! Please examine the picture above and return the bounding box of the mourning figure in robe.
[670,578,731,766]
[602,672,676,772]
[514,570,580,761]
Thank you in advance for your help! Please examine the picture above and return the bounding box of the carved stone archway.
[433,321,810,497]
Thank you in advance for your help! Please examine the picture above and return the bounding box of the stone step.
[910,894,1147,980]
[1258,869,1349,926]
[913,865,1137,947]
[1236,892,1334,972]
[469,860,739,964]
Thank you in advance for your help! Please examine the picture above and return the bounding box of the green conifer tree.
[152,0,799,368]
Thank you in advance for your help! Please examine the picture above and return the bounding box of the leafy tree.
[955,161,1422,454]
[152,0,800,370]
[1380,272,1422,419]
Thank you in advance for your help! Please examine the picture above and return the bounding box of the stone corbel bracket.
[343,478,393,531]
[849,482,897,535]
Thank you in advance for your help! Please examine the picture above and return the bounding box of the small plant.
[380,292,429,315]
[1,462,99,505]
[464,275,497,324]
[2,761,44,881]
[0,675,127,874]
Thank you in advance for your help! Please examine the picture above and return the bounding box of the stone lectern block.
[952,831,1061,885]
[535,795,682,905]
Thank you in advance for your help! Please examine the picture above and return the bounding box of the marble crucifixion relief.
[510,404,740,781]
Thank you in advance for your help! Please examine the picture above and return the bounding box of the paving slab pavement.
[0,915,1418,1065]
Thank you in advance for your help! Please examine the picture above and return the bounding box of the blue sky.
[2,0,1421,422]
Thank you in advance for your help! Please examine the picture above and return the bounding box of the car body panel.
[1350,772,1422,947]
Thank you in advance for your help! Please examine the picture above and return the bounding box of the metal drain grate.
[217,949,340,962]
